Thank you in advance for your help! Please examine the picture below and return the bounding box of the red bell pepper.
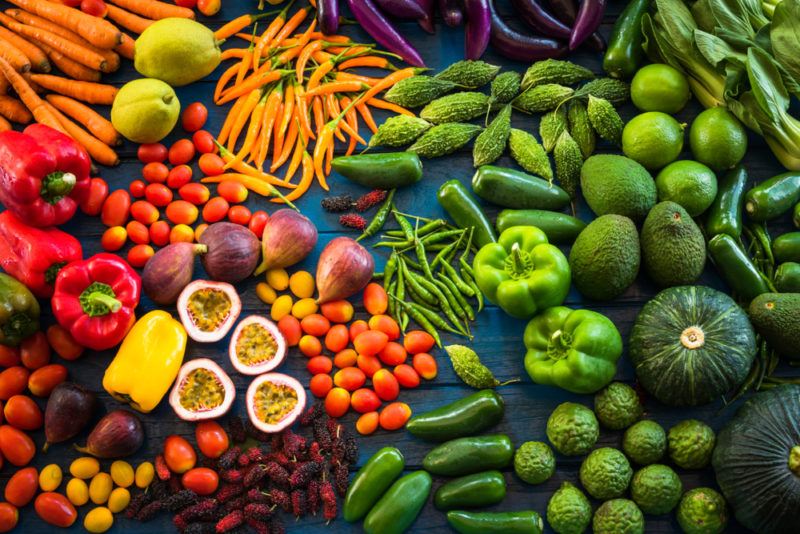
[51,254,141,351]
[0,211,83,298]
[0,124,91,227]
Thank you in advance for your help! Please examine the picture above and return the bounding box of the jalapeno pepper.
[744,172,800,221]
[406,389,504,442]
[0,273,40,347]
[471,166,570,210]
[708,234,770,303]
[437,179,496,248]
[773,232,800,264]
[343,447,405,522]
[775,262,800,292]
[331,152,423,189]
[433,470,507,510]
[602,0,649,79]
[363,471,432,534]
[794,202,800,228]
[423,434,514,476]
[496,209,586,243]
[447,510,544,534]
[706,165,747,238]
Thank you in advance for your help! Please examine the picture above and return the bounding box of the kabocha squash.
[629,285,756,406]
[712,385,800,533]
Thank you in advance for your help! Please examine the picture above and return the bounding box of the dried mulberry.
[136,500,163,522]
[244,464,268,487]
[220,468,244,484]
[355,189,387,212]
[164,490,199,512]
[339,213,367,230]
[263,462,290,486]
[215,510,244,533]
[321,195,354,213]
[333,463,349,497]
[291,489,307,517]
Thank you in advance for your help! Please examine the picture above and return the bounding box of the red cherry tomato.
[0,502,17,533]
[130,200,159,225]
[248,210,269,238]
[0,368,29,401]
[144,183,173,207]
[142,162,169,184]
[149,220,171,247]
[5,466,38,506]
[181,102,208,132]
[46,325,84,361]
[198,0,221,15]
[80,0,107,17]
[164,435,196,474]
[100,189,131,227]
[137,143,168,163]
[127,244,155,268]
[195,421,229,459]
[178,183,210,205]
[198,153,224,176]
[202,197,229,223]
[126,220,150,245]
[182,467,218,495]
[4,395,43,431]
[192,130,216,154]
[79,177,108,216]
[27,364,68,397]
[167,165,193,189]
[34,493,76,528]
[129,179,146,198]
[227,205,251,225]
[0,425,35,466]
[169,139,196,166]
[20,332,50,370]
[0,346,20,368]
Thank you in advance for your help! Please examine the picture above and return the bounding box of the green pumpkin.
[713,385,800,533]
[629,285,756,406]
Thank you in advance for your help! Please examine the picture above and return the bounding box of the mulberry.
[184,522,216,534]
[320,481,337,521]
[176,499,220,523]
[245,420,271,442]
[321,195,354,213]
[228,416,247,444]
[223,495,247,513]
[307,480,320,515]
[164,490,199,512]
[333,463,349,497]
[291,489,307,517]
[308,441,324,463]
[244,503,275,520]
[268,489,291,512]
[215,510,244,533]
[355,189,387,212]
[299,403,322,426]
[263,462,290,486]
[245,518,270,534]
[246,488,271,503]
[220,468,244,484]
[155,454,171,481]
[244,464,268,487]
[125,492,150,519]
[312,418,332,450]
[214,484,243,503]
[218,446,241,470]
[289,461,322,488]
[246,446,266,463]
[281,431,307,458]
[135,501,163,522]
[339,213,367,230]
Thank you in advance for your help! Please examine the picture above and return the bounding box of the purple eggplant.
[569,0,606,50]
[511,0,570,39]
[347,0,425,66]
[547,0,605,51]
[464,0,491,59]
[415,0,436,33]
[374,0,427,19]
[317,0,340,35]
[439,0,464,26]
[489,0,567,61]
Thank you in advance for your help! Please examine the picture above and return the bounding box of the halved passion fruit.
[177,280,241,342]
[229,315,287,375]
[246,373,306,433]
[169,358,235,421]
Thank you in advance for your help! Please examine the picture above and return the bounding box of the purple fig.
[43,382,96,451]
[75,409,144,458]
[142,242,207,305]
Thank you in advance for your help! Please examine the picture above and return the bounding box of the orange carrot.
[30,74,117,104]
[305,80,367,98]
[46,94,119,146]
[274,149,312,202]
[45,102,119,166]
[368,97,414,116]
[3,19,108,72]
[104,4,153,34]
[217,68,283,106]
[0,95,31,123]
[106,0,194,20]
[33,39,100,82]
[338,55,397,71]
[114,33,135,60]
[6,1,122,49]
[0,56,64,133]
[0,26,48,72]
[0,37,30,72]
[215,12,271,41]
[0,115,11,132]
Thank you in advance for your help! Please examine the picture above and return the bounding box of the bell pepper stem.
[790,446,800,476]
[84,292,121,313]
[41,171,76,204]
[79,282,122,317]
[510,242,525,276]
[547,329,573,360]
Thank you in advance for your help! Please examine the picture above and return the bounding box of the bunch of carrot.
[209,1,418,204]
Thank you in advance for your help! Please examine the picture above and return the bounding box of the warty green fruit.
[580,154,656,222]
[508,129,552,181]
[630,464,683,515]
[641,201,706,287]
[547,482,592,534]
[540,107,568,153]
[435,60,500,88]
[568,101,595,159]
[521,59,594,90]
[667,419,716,469]
[554,130,583,199]
[579,447,633,500]
[677,488,728,534]
[514,441,555,485]
[623,420,667,465]
[546,402,599,456]
[594,382,643,430]
[593,499,644,534]
[587,95,623,146]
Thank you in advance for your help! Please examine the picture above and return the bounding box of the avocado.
[580,154,657,222]
[748,293,800,359]
[569,215,640,300]
[641,201,706,287]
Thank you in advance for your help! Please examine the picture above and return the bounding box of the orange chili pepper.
[215,12,271,40]
[270,6,311,49]
[274,19,316,67]
[338,56,397,70]
[335,71,381,86]
[325,93,346,143]
[312,96,324,137]
[253,82,283,170]
[356,102,379,134]
[295,40,324,84]
[272,112,299,172]
[355,67,418,107]
[295,86,315,140]
[236,51,253,86]
[273,80,295,159]
[203,173,296,209]
[217,68,283,105]
[368,97,414,116]
[218,94,247,146]
[226,92,267,169]
[307,60,336,90]
[252,0,295,71]
[340,95,359,156]
[305,80,367,97]
[227,88,263,151]
[214,63,240,104]
[274,149,313,202]
[282,126,305,183]
[221,48,249,61]
[215,143,296,189]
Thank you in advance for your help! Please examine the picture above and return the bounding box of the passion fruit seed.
[255,382,298,425]
[179,369,226,412]
[187,288,232,332]
[235,323,278,366]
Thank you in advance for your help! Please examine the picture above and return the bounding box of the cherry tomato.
[130,200,159,225]
[79,177,108,216]
[363,283,389,315]
[28,364,68,397]
[0,347,20,368]
[403,331,435,355]
[300,314,331,337]
[324,387,350,418]
[166,200,199,225]
[378,342,407,366]
[248,210,269,238]
[142,162,168,184]
[198,153,224,176]
[193,224,208,242]
[298,335,322,358]
[227,205,251,225]
[356,412,379,435]
[100,189,131,227]
[127,244,155,268]
[350,388,381,414]
[164,435,196,474]
[101,226,127,252]
[356,354,382,378]
[195,421,229,459]
[307,356,333,375]
[0,425,35,466]
[169,139,195,166]
[170,224,195,243]
[80,0,107,17]
[217,181,248,203]
[277,315,302,346]
[348,319,368,341]
[325,325,350,353]
[393,364,420,388]
[179,183,210,205]
[198,0,221,16]
[181,467,218,495]
[333,348,358,369]
[149,220,171,247]
[192,130,216,154]
[202,197,229,223]
[129,179,146,198]
[320,300,354,324]
[368,315,400,341]
[4,395,43,431]
[20,332,50,370]
[309,374,333,398]
[372,369,400,402]
[379,402,411,431]
[144,183,173,207]
[5,466,38,506]
[137,143,167,163]
[0,368,29,400]
[333,367,366,391]
[125,220,150,245]
[354,330,389,357]
[167,165,193,189]
[35,492,76,527]
[181,102,207,132]
[0,502,18,533]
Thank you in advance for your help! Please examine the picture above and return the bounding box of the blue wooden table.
[4,1,791,532]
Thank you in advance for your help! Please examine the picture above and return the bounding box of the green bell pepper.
[472,226,570,318]
[0,273,40,347]
[523,306,622,394]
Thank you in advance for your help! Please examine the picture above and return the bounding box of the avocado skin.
[749,293,800,359]
[641,201,706,287]
[581,154,657,223]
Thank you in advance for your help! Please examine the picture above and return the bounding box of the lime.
[655,161,718,216]
[622,112,685,170]
[631,64,691,113]
[111,78,180,144]
[689,107,748,171]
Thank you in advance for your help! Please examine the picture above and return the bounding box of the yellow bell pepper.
[102,310,186,413]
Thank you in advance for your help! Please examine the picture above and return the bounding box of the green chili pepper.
[775,262,800,292]
[794,202,800,228]
[437,273,475,321]
[749,224,775,267]
[744,171,800,221]
[393,210,415,241]
[602,0,649,79]
[358,190,395,242]
[431,235,464,270]
[434,278,468,322]
[441,262,475,297]
[461,266,483,312]
[0,273,40,347]
[383,253,398,292]
[332,152,423,189]
[774,232,800,264]
[423,435,514,476]
[438,179,497,247]
[447,511,544,534]
[472,165,570,210]
[433,471,507,511]
[343,447,405,522]
[708,234,771,303]
[363,471,432,534]
[400,260,437,305]
[496,209,587,243]
[407,389,504,442]
[422,228,466,245]
[706,165,747,238]
[392,297,442,347]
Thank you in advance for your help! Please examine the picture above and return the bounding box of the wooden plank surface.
[3,0,791,532]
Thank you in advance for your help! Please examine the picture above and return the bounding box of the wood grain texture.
[2,0,790,532]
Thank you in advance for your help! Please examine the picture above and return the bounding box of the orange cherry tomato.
[130,200,159,225]
[354,330,389,357]
[194,224,208,242]
[300,314,331,337]
[363,283,389,315]
[28,364,67,397]
[129,179,146,198]
[142,161,168,184]
[164,435,196,474]
[217,181,248,204]
[195,421,229,459]
[333,367,366,391]
[167,165,193,189]
[277,316,302,347]
[248,211,269,238]
[170,224,195,244]
[0,346,20,368]
[368,315,400,341]
[192,130,216,154]
[144,183,173,207]
[79,177,109,216]
[348,319,368,341]
[202,197,229,223]
[166,200,199,225]
[372,369,400,402]
[0,425,35,466]
[179,183,210,205]
[198,153,224,176]
[378,342,407,366]
[306,356,333,375]
[149,220,171,247]
[412,353,438,380]
[227,205,251,225]
[46,324,84,361]
[20,332,50,370]
[320,300,354,323]
[4,395,43,431]
[34,492,76,527]
[333,348,358,369]
[0,368,29,401]
[182,467,218,495]
[356,354,382,378]
[379,402,412,431]
[350,388,381,414]
[197,0,221,16]
[356,412,379,435]
[5,466,38,506]
[126,220,150,245]
[100,189,131,227]
[182,102,208,132]
[137,143,167,163]
[324,325,349,353]
[324,387,350,418]
[0,502,18,533]
[403,331,435,355]
[298,335,322,358]
[393,364,420,388]
[309,374,333,398]
[101,226,127,251]
[127,244,155,268]
[169,139,196,166]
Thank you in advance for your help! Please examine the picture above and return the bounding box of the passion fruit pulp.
[229,315,287,375]
[169,358,235,421]
[177,280,241,342]
[246,373,306,433]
